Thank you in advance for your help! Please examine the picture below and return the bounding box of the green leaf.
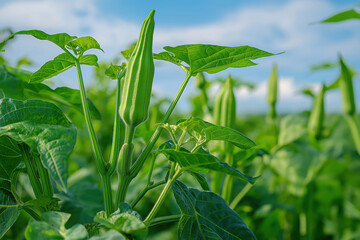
[89,230,125,240]
[0,98,77,190]
[0,189,22,239]
[162,44,276,74]
[0,30,77,50]
[159,149,257,183]
[66,36,103,55]
[30,53,75,83]
[172,181,257,240]
[321,9,360,23]
[105,63,126,80]
[25,211,88,240]
[178,117,255,149]
[95,207,148,240]
[0,65,102,120]
[154,52,183,66]
[0,135,22,180]
[277,113,308,147]
[121,42,137,60]
[29,53,99,83]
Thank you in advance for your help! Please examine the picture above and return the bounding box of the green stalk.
[74,60,106,175]
[345,114,360,155]
[108,78,122,174]
[148,215,181,228]
[143,168,181,225]
[222,154,234,203]
[23,206,41,221]
[131,72,192,178]
[102,173,113,215]
[131,180,166,208]
[20,144,43,198]
[75,60,114,215]
[34,155,53,197]
[229,165,263,209]
[211,172,222,194]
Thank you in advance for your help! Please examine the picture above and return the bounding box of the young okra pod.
[339,56,356,115]
[308,84,325,140]
[119,10,155,127]
[267,63,278,119]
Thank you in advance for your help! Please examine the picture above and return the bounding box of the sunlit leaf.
[159,149,257,183]
[321,9,360,23]
[172,181,257,240]
[66,36,103,55]
[0,98,77,190]
[0,189,21,239]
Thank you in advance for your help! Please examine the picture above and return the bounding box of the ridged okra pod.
[308,84,325,140]
[339,56,356,115]
[119,10,155,127]
[267,63,278,119]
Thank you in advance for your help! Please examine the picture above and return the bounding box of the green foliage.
[172,181,256,240]
[320,8,360,23]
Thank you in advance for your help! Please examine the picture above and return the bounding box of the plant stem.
[34,155,53,197]
[74,60,106,175]
[115,125,135,206]
[345,114,360,155]
[130,72,192,178]
[131,180,166,208]
[102,173,113,216]
[148,214,181,228]
[20,144,43,198]
[23,206,41,221]
[143,169,181,225]
[108,78,122,175]
[229,165,263,209]
[222,154,234,203]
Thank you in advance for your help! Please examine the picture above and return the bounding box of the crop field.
[0,2,359,240]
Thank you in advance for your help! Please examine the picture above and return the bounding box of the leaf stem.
[229,165,263,209]
[148,214,181,228]
[74,60,106,175]
[34,155,53,197]
[20,144,43,198]
[131,72,192,178]
[222,154,234,203]
[130,180,166,208]
[143,168,181,225]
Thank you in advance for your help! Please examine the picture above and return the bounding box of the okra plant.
[0,10,278,239]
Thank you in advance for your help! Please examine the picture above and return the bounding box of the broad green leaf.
[270,141,326,196]
[95,207,148,240]
[162,44,276,74]
[25,211,88,240]
[66,36,103,55]
[321,9,360,23]
[0,189,22,239]
[30,53,75,83]
[0,98,77,190]
[89,230,125,240]
[105,63,126,80]
[154,52,183,66]
[277,112,308,147]
[172,181,257,240]
[29,53,98,83]
[178,117,255,149]
[0,30,77,50]
[0,135,22,180]
[121,42,137,60]
[0,65,101,120]
[0,179,11,192]
[58,181,104,226]
[159,149,257,183]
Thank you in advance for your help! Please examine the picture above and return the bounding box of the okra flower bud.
[308,84,325,140]
[119,10,155,127]
[339,56,356,115]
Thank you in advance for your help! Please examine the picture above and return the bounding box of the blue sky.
[0,0,359,113]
